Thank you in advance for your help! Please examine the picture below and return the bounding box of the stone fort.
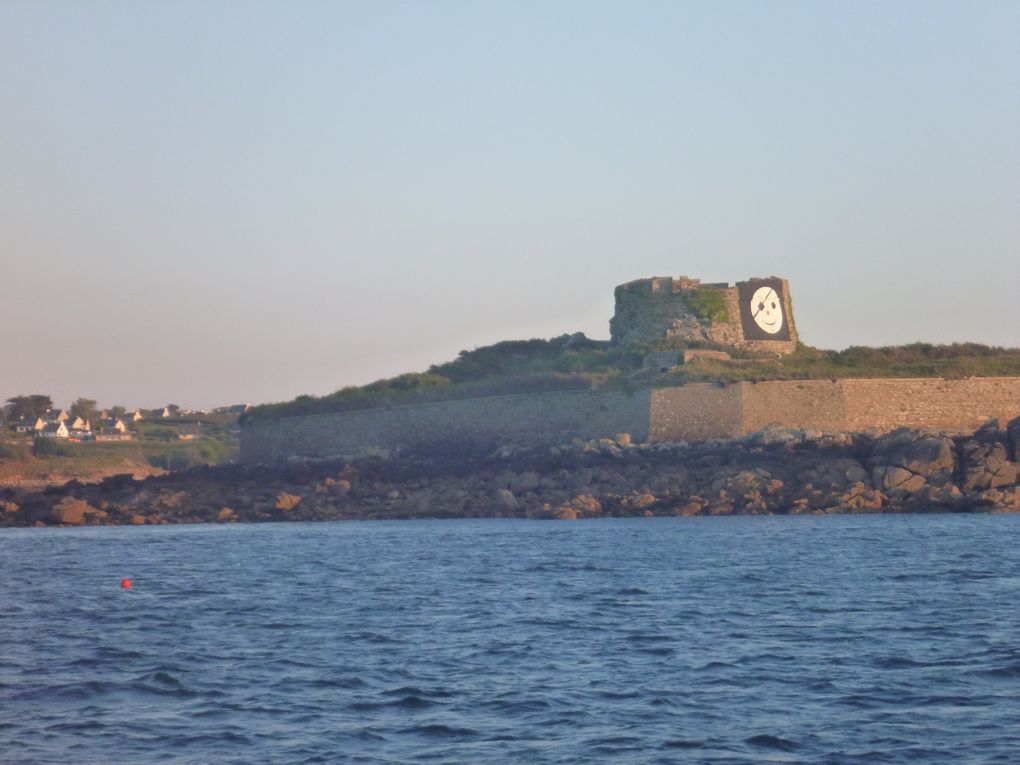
[610,275,798,354]
[240,276,1020,463]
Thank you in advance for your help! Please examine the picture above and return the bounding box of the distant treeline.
[242,338,1020,423]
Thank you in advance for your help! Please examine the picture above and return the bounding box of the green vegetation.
[244,335,651,422]
[0,442,28,461]
[70,397,97,423]
[684,288,729,323]
[21,438,238,472]
[33,438,75,457]
[656,342,1020,386]
[4,394,52,421]
[245,337,1020,423]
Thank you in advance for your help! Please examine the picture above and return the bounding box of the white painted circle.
[750,286,783,334]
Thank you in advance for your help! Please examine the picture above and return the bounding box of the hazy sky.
[2,1,1018,409]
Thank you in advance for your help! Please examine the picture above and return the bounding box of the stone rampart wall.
[240,389,652,463]
[240,378,1020,462]
[842,378,1020,433]
[648,385,742,441]
[741,380,848,434]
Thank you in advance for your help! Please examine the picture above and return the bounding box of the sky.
[2,1,1018,409]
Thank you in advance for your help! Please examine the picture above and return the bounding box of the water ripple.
[1,514,1018,763]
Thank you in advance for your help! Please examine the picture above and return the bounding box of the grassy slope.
[0,430,239,487]
[244,338,1020,423]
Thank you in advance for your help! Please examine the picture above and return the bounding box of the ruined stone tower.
[610,276,798,354]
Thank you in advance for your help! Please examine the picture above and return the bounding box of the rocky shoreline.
[2,419,1019,527]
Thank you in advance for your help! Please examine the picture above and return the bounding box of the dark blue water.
[2,515,1018,764]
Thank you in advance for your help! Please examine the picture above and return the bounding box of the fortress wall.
[648,384,743,441]
[240,377,1020,463]
[240,389,652,464]
[739,379,848,433]
[841,377,1020,433]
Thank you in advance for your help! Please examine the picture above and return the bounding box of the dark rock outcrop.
[3,418,1019,527]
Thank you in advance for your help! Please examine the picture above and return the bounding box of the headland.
[3,274,1019,526]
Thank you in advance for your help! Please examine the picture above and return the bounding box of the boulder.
[509,471,540,493]
[570,494,602,517]
[51,497,93,525]
[873,466,927,495]
[868,431,956,496]
[628,492,657,510]
[870,431,955,477]
[844,464,868,483]
[961,440,1017,491]
[847,483,883,511]
[1007,416,1020,461]
[275,492,302,511]
[673,499,704,516]
[495,489,519,513]
[218,507,238,522]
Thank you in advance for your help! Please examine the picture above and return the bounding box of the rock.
[1007,416,1020,461]
[988,487,1020,512]
[871,431,955,476]
[510,471,540,493]
[747,427,805,446]
[495,489,519,513]
[844,464,868,483]
[923,483,963,507]
[837,482,883,511]
[275,492,302,511]
[570,494,602,517]
[218,507,238,522]
[615,433,632,447]
[51,497,92,525]
[629,492,657,509]
[673,500,703,516]
[0,501,19,515]
[873,466,927,495]
[553,506,578,520]
[961,440,1017,491]
[131,513,146,525]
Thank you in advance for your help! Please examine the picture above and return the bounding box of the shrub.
[33,438,74,457]
[684,289,729,323]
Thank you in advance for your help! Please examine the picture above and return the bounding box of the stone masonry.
[241,377,1020,463]
[610,276,799,355]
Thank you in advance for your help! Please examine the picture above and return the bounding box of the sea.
[1,514,1018,764]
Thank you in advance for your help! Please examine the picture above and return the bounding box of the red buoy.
[121,578,132,589]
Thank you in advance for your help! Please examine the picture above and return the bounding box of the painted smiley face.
[750,286,784,334]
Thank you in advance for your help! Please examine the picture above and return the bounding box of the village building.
[39,422,68,438]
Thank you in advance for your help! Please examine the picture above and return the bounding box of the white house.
[39,422,68,438]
